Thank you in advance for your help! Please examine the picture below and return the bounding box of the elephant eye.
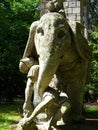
[37,27,44,35]
[57,29,66,39]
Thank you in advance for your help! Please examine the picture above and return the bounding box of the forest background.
[0,0,98,103]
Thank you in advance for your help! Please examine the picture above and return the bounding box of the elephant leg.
[65,81,85,122]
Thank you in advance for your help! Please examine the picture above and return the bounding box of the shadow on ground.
[56,118,98,130]
[10,118,98,130]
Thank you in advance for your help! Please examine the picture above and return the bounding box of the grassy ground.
[0,104,98,130]
[0,104,22,130]
[84,104,98,118]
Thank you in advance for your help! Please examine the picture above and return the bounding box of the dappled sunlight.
[0,104,22,130]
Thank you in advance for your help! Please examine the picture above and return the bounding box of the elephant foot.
[23,102,34,118]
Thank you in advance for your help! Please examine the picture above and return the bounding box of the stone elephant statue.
[19,12,91,124]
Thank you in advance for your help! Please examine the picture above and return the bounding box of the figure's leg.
[23,65,39,117]
[23,78,34,117]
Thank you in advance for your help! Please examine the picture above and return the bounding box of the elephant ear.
[74,22,92,61]
[23,21,39,59]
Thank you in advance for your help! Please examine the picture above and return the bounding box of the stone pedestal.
[15,123,37,130]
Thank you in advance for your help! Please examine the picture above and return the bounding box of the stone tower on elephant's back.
[41,0,82,22]
[40,0,88,37]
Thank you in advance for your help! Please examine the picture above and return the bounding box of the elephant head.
[32,12,91,106]
[33,13,72,104]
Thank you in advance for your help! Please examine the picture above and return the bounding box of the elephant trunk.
[33,46,62,106]
[37,52,60,97]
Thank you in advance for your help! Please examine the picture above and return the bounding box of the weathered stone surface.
[63,2,68,8]
[41,3,45,9]
[69,1,76,7]
[73,7,80,14]
[77,1,80,7]
[41,0,81,23]
[19,11,91,130]
[68,14,76,20]
[76,14,80,21]
[67,8,72,13]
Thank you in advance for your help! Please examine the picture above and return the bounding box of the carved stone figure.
[18,8,91,130]
[19,86,70,130]
[46,0,65,17]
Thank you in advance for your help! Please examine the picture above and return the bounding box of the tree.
[85,0,98,101]
[0,0,40,101]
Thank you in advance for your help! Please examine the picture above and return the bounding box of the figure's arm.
[20,95,55,127]
[27,95,55,123]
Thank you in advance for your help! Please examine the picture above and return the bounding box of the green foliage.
[88,27,98,97]
[85,1,98,100]
[0,0,40,101]
[88,0,98,30]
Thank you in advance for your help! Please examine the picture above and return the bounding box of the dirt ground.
[12,115,98,130]
[11,103,98,130]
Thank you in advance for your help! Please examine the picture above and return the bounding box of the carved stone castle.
[41,0,83,23]
[40,0,88,37]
